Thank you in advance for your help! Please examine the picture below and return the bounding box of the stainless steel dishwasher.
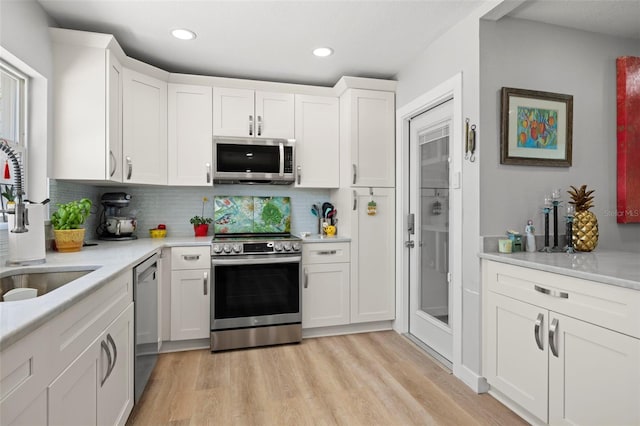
[133,253,159,403]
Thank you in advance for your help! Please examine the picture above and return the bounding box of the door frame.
[394,73,463,373]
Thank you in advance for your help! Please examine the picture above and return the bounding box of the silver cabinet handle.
[297,165,302,185]
[278,142,284,176]
[249,115,253,136]
[183,254,200,261]
[304,267,308,288]
[549,318,559,357]
[126,156,132,180]
[353,190,357,211]
[534,285,569,299]
[317,250,337,255]
[257,115,262,136]
[534,313,544,351]
[100,339,112,387]
[352,164,357,185]
[206,162,211,183]
[107,333,117,379]
[109,150,117,177]
[203,271,208,296]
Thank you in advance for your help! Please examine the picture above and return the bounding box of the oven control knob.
[292,242,301,252]
[283,242,292,251]
[213,244,222,254]
[223,244,231,253]
[232,244,242,253]
[274,242,283,251]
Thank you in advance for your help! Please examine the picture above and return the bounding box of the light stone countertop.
[297,233,351,243]
[0,236,212,350]
[479,250,640,291]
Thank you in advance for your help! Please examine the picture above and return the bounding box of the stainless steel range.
[210,234,302,352]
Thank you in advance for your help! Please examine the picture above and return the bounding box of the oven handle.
[211,255,301,266]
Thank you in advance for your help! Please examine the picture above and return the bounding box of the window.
[0,61,27,215]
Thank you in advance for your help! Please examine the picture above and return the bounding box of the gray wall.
[479,18,640,252]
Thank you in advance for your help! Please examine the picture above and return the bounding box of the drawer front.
[484,260,640,339]
[50,270,133,375]
[303,242,350,264]
[171,246,211,270]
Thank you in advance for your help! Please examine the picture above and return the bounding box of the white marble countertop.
[479,250,640,291]
[0,237,212,350]
[297,233,351,243]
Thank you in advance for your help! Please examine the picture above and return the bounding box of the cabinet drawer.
[484,260,640,339]
[171,246,211,270]
[303,242,350,264]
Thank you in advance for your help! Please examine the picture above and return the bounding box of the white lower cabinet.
[170,246,211,340]
[302,243,350,328]
[48,304,134,426]
[483,260,640,425]
[0,270,134,426]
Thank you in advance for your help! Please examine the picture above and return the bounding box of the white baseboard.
[302,321,393,338]
[160,338,210,353]
[453,364,489,393]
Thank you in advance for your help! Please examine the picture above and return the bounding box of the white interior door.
[408,100,453,362]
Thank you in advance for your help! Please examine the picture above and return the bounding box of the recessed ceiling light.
[313,47,334,57]
[171,28,197,40]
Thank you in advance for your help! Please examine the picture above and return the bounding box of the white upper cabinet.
[341,89,395,188]
[213,87,294,139]
[50,29,124,182]
[294,95,340,188]
[168,84,213,186]
[123,68,168,185]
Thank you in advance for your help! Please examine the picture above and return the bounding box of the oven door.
[211,255,301,330]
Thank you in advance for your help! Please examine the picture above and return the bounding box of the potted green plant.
[50,198,92,252]
[1,184,15,211]
[190,197,213,237]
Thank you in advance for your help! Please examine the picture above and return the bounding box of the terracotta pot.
[53,228,85,252]
[194,224,209,237]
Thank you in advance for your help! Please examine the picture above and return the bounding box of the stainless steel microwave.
[213,137,295,184]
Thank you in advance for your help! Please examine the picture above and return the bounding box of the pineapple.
[568,185,599,252]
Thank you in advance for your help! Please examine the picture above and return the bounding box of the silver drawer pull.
[534,313,544,351]
[317,250,337,255]
[183,255,200,261]
[534,285,568,299]
[549,318,559,357]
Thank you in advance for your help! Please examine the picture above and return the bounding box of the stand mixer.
[97,192,137,240]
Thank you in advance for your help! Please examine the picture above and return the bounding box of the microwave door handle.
[279,142,284,176]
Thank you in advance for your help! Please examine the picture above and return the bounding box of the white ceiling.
[37,0,640,87]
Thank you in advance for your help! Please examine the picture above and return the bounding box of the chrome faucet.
[0,138,28,233]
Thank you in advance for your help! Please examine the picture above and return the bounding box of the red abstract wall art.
[617,56,640,223]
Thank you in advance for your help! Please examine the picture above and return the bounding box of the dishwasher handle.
[137,265,157,283]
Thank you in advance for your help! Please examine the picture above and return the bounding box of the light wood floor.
[127,331,526,426]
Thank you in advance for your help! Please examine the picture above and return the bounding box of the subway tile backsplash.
[49,180,330,239]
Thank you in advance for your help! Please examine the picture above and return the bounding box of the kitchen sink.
[0,267,98,301]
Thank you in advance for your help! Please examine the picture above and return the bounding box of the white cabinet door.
[97,304,133,426]
[123,68,167,184]
[106,51,123,182]
[170,269,210,340]
[350,187,395,323]
[344,89,395,188]
[255,91,295,139]
[51,36,123,182]
[213,87,254,137]
[302,263,350,328]
[548,312,640,426]
[485,293,549,423]
[213,88,294,139]
[294,95,339,188]
[48,341,99,426]
[168,84,213,186]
